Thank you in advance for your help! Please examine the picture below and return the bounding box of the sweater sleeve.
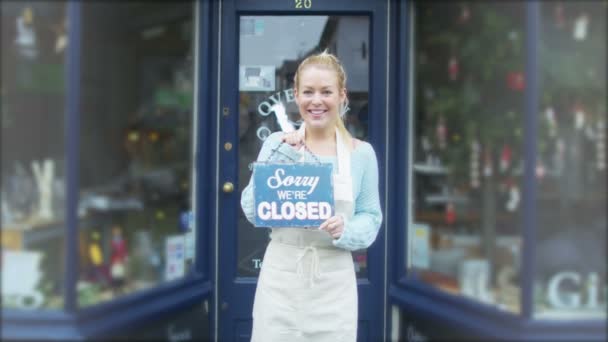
[333,142,383,251]
[240,132,303,224]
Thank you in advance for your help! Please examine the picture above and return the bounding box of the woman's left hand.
[319,215,344,239]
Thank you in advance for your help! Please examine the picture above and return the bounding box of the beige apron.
[251,127,356,342]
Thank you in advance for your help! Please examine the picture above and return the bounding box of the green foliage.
[415,2,526,182]
[415,2,605,189]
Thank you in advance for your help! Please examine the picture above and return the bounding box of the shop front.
[2,1,214,340]
[1,1,605,341]
[391,1,606,341]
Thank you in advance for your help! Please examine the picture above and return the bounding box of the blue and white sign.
[253,163,334,227]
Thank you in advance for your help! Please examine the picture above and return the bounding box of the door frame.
[213,0,390,340]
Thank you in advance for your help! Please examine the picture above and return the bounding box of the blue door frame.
[215,0,389,340]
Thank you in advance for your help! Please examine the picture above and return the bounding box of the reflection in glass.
[76,1,195,306]
[238,16,370,277]
[534,1,606,320]
[409,2,525,313]
[1,2,68,310]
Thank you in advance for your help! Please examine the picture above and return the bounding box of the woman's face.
[295,66,345,131]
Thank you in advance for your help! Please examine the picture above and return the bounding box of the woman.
[240,50,382,341]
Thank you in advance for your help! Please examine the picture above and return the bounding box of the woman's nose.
[311,92,322,103]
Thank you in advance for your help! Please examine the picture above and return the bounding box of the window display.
[76,1,196,306]
[408,2,526,313]
[1,2,68,310]
[534,1,606,319]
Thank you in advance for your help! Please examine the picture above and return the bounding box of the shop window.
[534,1,606,320]
[76,1,196,306]
[1,2,68,310]
[408,2,526,313]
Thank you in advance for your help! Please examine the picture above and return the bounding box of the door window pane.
[77,1,196,306]
[408,2,525,313]
[1,2,68,310]
[238,16,370,277]
[534,1,606,320]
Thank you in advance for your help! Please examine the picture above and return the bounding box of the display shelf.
[2,218,66,250]
[1,213,101,250]
[413,162,449,175]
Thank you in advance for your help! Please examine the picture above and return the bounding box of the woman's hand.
[281,131,304,150]
[319,215,345,239]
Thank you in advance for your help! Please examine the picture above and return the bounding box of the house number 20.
[295,0,312,9]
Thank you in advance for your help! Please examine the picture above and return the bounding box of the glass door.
[237,14,371,279]
[218,1,388,341]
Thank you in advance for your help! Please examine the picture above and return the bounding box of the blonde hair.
[294,50,353,149]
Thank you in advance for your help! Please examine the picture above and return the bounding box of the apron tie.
[296,246,321,288]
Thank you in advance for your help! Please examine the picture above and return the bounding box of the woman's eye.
[323,91,332,95]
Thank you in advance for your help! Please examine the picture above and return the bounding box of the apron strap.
[297,123,351,177]
[296,246,321,288]
[335,127,351,177]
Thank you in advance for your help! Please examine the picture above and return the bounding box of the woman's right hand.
[281,131,304,150]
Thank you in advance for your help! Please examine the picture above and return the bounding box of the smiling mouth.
[308,109,327,118]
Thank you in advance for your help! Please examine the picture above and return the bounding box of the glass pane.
[77,1,196,306]
[408,2,525,313]
[534,1,606,320]
[1,2,68,310]
[238,16,370,277]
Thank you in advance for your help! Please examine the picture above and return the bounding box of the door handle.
[222,182,234,193]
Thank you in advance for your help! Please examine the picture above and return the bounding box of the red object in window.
[459,4,471,23]
[445,203,456,225]
[554,4,565,29]
[500,144,512,172]
[448,57,459,81]
[436,115,447,150]
[506,71,525,91]
[110,227,128,265]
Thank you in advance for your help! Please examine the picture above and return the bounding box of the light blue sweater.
[240,132,382,251]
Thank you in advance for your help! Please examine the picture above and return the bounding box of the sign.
[240,17,264,36]
[546,271,602,310]
[179,211,193,232]
[294,0,312,9]
[409,223,430,269]
[239,65,275,91]
[253,163,334,227]
[459,259,493,303]
[165,235,185,281]
[1,250,44,308]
